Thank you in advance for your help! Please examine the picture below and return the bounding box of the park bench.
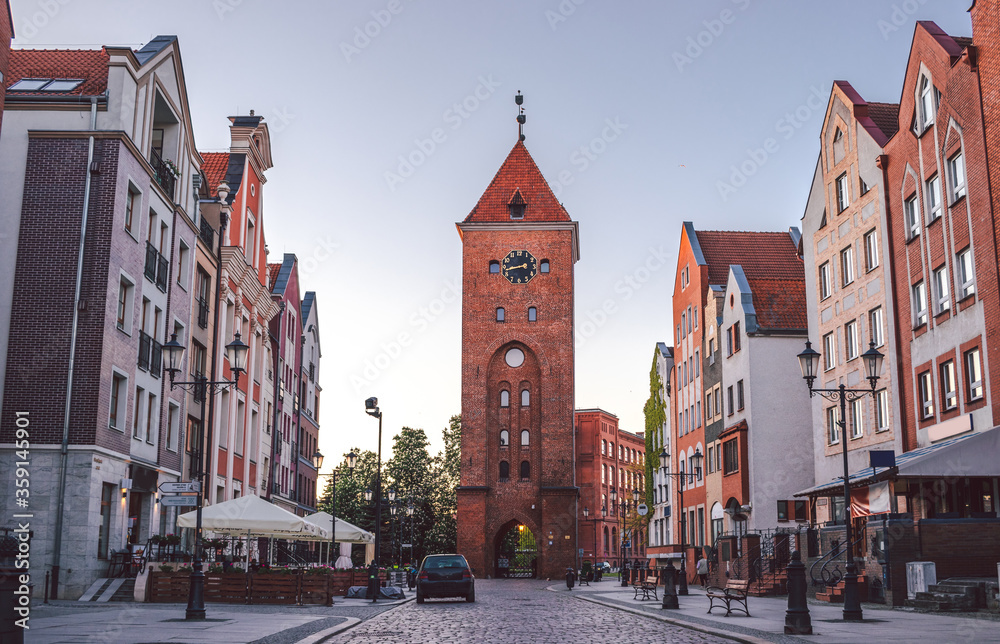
[632,572,659,601]
[706,579,750,617]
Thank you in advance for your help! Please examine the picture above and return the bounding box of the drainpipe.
[51,96,99,599]
[265,302,284,502]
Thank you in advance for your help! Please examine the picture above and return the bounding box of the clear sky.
[10,0,975,465]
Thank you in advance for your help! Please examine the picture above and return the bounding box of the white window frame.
[949,151,966,201]
[905,196,919,239]
[845,320,859,361]
[966,348,984,401]
[116,272,135,335]
[827,406,840,445]
[109,370,129,432]
[819,262,832,300]
[869,307,884,348]
[166,401,180,452]
[933,265,950,314]
[926,175,942,222]
[957,248,975,299]
[823,332,836,371]
[919,371,935,419]
[864,229,879,272]
[875,389,889,433]
[919,76,935,129]
[850,398,864,439]
[841,246,854,287]
[836,173,850,212]
[913,281,928,327]
[940,361,957,412]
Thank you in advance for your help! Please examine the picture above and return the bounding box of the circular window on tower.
[505,347,525,368]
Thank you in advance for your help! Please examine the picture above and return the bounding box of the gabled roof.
[5,48,110,97]
[301,291,315,324]
[267,263,282,292]
[134,35,176,65]
[691,228,803,287]
[199,151,245,203]
[867,102,900,141]
[270,254,297,296]
[463,141,570,223]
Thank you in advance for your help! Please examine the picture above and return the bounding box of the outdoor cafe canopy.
[306,512,374,544]
[177,494,330,540]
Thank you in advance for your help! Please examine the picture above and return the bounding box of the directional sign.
[160,495,199,507]
[159,481,201,494]
[636,503,649,516]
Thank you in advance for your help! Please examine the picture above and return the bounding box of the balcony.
[149,148,176,201]
[199,217,215,252]
[138,331,162,376]
[144,241,170,292]
[197,297,209,329]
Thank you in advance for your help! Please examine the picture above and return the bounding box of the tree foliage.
[643,348,667,532]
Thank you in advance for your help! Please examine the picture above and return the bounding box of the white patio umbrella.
[306,512,374,569]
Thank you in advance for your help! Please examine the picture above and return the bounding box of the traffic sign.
[160,495,199,507]
[159,481,201,494]
[636,503,648,516]
[622,540,631,549]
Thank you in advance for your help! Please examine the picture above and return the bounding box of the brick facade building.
[456,140,580,580]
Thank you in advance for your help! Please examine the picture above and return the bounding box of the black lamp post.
[406,502,415,565]
[582,506,605,567]
[364,397,384,602]
[162,330,249,620]
[659,446,702,596]
[798,340,883,622]
[311,449,357,606]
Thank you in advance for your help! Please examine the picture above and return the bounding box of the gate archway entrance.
[494,521,537,578]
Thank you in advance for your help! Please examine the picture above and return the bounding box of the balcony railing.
[150,148,176,200]
[197,297,209,329]
[199,217,215,252]
[138,331,163,377]
[144,241,170,292]
[156,255,168,291]
[144,241,158,282]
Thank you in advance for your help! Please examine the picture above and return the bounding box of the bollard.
[621,562,630,587]
[43,571,49,605]
[784,550,813,635]
[661,561,679,609]
[565,567,576,590]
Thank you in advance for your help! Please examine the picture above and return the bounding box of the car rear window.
[424,556,467,569]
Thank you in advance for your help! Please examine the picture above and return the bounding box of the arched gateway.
[455,126,580,580]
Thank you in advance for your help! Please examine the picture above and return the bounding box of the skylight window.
[8,78,83,92]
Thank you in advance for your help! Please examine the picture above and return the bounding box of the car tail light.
[462,569,472,579]
[418,571,429,580]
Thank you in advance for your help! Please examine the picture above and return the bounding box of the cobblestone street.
[329,580,728,643]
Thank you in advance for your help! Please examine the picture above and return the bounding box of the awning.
[306,512,374,544]
[177,494,330,540]
[794,425,1000,497]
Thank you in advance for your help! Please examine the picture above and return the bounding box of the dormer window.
[8,78,83,92]
[508,188,526,220]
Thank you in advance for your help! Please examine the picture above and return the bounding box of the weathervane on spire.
[516,91,526,141]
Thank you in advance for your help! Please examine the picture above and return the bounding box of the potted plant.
[163,534,182,546]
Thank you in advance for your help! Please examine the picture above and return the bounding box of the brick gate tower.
[456,130,579,580]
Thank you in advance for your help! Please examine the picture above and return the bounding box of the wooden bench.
[632,573,659,601]
[706,579,750,616]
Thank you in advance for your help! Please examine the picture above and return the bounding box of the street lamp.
[162,331,248,620]
[406,503,415,566]
[658,446,702,596]
[798,340,883,622]
[582,506,607,578]
[364,396,384,603]
[609,487,634,587]
[311,449,357,606]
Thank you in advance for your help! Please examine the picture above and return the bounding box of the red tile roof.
[464,141,570,223]
[867,102,900,141]
[694,229,803,286]
[747,276,808,331]
[5,48,109,96]
[267,263,281,291]
[201,152,230,197]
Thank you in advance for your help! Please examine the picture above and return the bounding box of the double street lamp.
[162,331,249,620]
[581,505,607,573]
[658,446,702,596]
[311,449,358,606]
[609,486,640,587]
[798,340,884,622]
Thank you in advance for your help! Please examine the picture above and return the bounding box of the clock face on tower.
[501,250,537,284]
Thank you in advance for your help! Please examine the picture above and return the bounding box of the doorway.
[495,522,537,578]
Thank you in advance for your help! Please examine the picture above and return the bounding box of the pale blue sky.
[10,0,974,462]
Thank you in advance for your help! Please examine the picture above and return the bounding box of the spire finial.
[515,91,525,141]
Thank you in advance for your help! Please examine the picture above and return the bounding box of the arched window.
[528,307,537,322]
[602,439,607,455]
[500,430,509,447]
[500,390,509,407]
[603,526,609,554]
[611,527,618,554]
[499,461,509,480]
[602,464,606,483]
[520,460,530,480]
[540,260,550,273]
[520,429,529,446]
[489,260,500,274]
[610,466,615,483]
[496,307,505,322]
[521,389,530,406]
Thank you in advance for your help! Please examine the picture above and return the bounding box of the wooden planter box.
[249,573,298,604]
[204,573,249,603]
[331,571,354,596]
[299,575,330,605]
[148,572,191,603]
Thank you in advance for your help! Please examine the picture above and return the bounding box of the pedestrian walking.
[696,554,709,587]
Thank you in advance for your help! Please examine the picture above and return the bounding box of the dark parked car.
[416,554,475,603]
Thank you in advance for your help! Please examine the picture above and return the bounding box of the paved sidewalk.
[20,596,408,644]
[565,579,1000,644]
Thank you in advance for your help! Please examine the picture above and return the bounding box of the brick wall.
[0,1,10,133]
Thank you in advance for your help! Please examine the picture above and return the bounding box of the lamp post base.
[678,563,689,596]
[185,564,206,620]
[842,568,864,622]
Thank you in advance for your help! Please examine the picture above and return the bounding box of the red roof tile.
[867,102,900,141]
[747,276,808,331]
[464,141,570,223]
[267,263,281,291]
[201,152,230,197]
[5,48,109,96]
[694,229,803,286]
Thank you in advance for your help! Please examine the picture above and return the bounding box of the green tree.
[385,427,434,565]
[643,348,667,534]
[424,415,460,556]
